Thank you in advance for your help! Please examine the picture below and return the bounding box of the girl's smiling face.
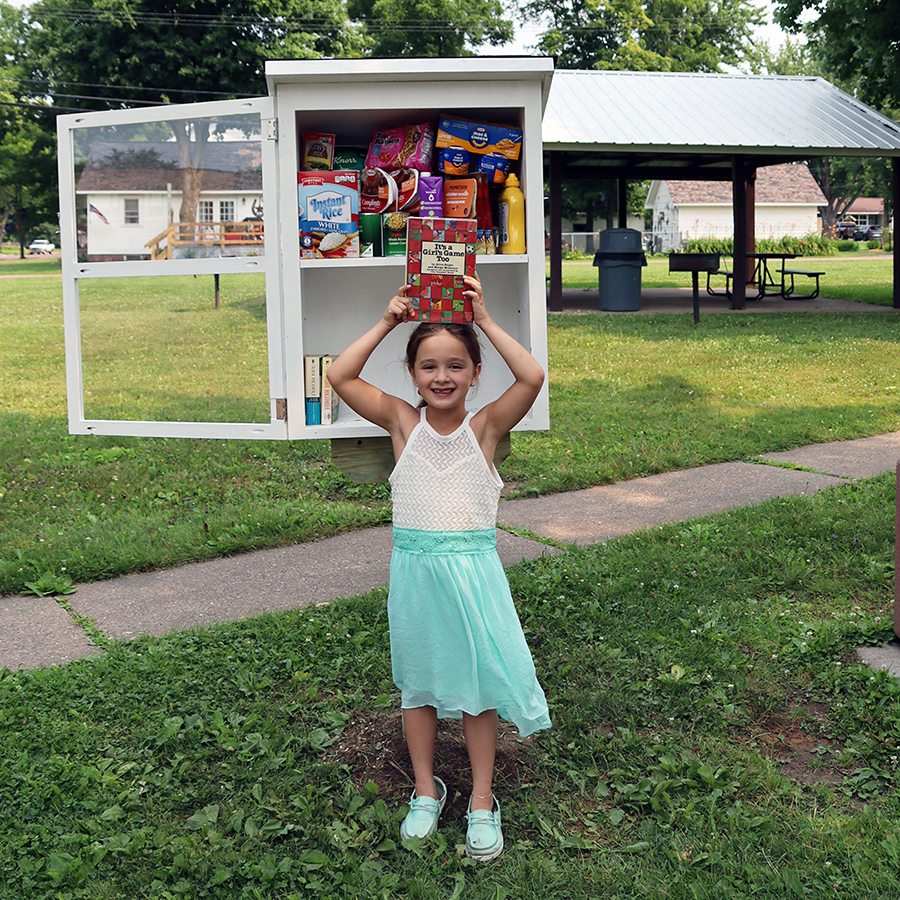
[410,331,481,409]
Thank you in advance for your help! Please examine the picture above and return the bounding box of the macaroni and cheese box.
[298,170,360,258]
[405,216,477,323]
[435,115,523,161]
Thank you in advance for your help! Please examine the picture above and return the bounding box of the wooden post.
[894,158,899,309]
[731,156,747,310]
[548,151,563,312]
[747,169,757,286]
[332,433,512,484]
[895,461,900,639]
[214,273,220,309]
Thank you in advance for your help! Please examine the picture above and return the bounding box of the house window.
[220,200,235,223]
[124,198,139,225]
[198,201,214,223]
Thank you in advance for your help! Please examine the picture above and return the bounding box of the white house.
[76,140,263,261]
[645,163,826,251]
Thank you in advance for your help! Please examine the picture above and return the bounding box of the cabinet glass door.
[57,97,287,439]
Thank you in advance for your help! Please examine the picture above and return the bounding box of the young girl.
[327,273,551,861]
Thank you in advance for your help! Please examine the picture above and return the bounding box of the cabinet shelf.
[299,253,528,269]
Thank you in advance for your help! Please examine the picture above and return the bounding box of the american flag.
[89,203,109,224]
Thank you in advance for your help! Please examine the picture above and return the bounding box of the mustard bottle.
[498,173,526,254]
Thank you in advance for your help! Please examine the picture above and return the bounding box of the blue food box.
[435,115,523,161]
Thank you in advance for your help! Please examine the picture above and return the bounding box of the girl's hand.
[464,273,492,328]
[383,285,414,328]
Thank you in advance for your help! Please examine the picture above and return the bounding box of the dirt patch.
[323,708,538,818]
[749,700,847,789]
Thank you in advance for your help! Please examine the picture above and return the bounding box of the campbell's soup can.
[359,213,382,257]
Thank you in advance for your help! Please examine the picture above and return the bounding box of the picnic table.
[706,252,825,301]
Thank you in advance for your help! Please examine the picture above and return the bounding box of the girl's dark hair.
[405,322,482,369]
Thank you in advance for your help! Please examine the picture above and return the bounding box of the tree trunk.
[172,120,210,238]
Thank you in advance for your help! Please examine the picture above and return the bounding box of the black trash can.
[592,228,648,311]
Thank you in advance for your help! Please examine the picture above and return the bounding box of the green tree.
[26,0,365,224]
[742,35,893,238]
[347,0,513,56]
[522,0,762,71]
[0,2,58,255]
[775,0,900,113]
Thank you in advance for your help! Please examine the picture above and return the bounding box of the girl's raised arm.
[326,288,414,434]
[469,273,545,443]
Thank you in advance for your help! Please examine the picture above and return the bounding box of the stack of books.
[304,355,340,425]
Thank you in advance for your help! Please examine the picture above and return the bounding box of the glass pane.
[73,113,265,262]
[79,274,270,423]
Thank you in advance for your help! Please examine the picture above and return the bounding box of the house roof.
[77,141,262,193]
[664,163,826,206]
[846,197,885,215]
[543,70,900,180]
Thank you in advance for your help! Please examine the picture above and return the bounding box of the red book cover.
[405,216,478,323]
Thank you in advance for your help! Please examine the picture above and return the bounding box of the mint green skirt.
[388,527,551,737]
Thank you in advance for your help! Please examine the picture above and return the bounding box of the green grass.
[2,263,900,595]
[2,257,900,898]
[1,475,897,898]
[560,255,897,306]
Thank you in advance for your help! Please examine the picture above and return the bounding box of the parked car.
[853,224,883,242]
[27,239,55,254]
[835,221,858,240]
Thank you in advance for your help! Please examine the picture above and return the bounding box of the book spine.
[321,355,339,425]
[304,355,321,426]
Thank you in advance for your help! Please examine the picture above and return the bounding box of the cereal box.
[298,170,360,259]
[405,216,477,323]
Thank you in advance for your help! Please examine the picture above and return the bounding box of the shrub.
[682,234,836,258]
[835,239,860,252]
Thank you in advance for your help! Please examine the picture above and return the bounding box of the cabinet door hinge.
[265,118,278,141]
[275,398,287,420]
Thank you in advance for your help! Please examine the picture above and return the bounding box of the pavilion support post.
[617,178,628,228]
[747,169,757,285]
[548,151,563,312]
[894,158,899,309]
[732,156,748,310]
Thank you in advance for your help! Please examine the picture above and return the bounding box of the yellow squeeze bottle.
[498,173,526,254]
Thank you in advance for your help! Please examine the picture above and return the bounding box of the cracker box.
[298,170,360,259]
[405,217,477,323]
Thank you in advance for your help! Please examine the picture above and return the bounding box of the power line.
[13,76,259,99]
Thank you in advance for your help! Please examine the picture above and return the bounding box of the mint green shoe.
[400,777,447,841]
[465,795,503,861]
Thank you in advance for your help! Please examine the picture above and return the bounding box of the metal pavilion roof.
[542,70,900,179]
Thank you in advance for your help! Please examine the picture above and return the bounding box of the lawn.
[1,476,897,898]
[2,260,900,594]
[1,256,900,897]
[558,254,897,306]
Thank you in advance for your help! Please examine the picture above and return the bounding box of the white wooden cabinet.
[57,58,553,441]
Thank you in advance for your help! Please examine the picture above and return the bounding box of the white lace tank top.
[390,408,503,532]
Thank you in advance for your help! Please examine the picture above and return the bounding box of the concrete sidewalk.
[2,432,899,674]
